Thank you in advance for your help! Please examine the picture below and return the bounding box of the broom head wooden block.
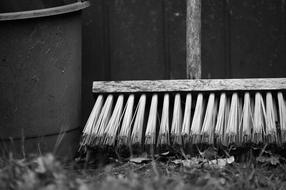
[80,78,286,154]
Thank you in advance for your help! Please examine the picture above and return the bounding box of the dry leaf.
[129,157,151,164]
[208,156,235,168]
[256,156,280,165]
[172,157,205,168]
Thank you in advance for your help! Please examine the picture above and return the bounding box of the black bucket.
[0,1,89,158]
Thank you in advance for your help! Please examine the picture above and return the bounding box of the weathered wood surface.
[186,0,201,79]
[93,78,286,93]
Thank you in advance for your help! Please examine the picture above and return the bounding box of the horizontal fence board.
[92,78,286,93]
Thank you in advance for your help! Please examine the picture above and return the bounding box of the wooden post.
[186,0,201,79]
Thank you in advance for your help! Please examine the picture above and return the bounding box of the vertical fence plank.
[230,0,286,78]
[201,0,226,79]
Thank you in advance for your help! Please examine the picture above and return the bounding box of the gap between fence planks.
[92,78,286,93]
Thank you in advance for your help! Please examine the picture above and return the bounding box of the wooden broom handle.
[186,0,201,79]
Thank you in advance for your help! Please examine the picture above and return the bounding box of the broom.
[80,78,286,154]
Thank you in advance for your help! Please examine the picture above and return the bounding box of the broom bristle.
[181,93,192,145]
[190,93,204,144]
[214,93,228,145]
[157,94,170,147]
[117,95,135,146]
[131,95,146,146]
[81,95,104,147]
[171,94,183,146]
[201,93,217,144]
[224,93,241,145]
[103,95,124,146]
[253,92,266,144]
[278,92,286,143]
[265,92,278,143]
[240,92,253,143]
[84,80,286,152]
[94,95,114,146]
[145,94,158,146]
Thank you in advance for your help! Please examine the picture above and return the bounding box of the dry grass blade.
[131,94,146,146]
[93,95,114,146]
[157,94,170,147]
[240,92,254,143]
[103,95,124,146]
[253,92,266,144]
[214,93,228,145]
[201,93,217,144]
[145,94,158,146]
[224,93,241,145]
[265,92,278,143]
[117,95,135,146]
[81,95,103,146]
[181,93,192,145]
[171,94,183,146]
[278,92,286,143]
[190,93,204,144]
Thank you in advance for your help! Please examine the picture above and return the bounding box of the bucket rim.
[0,1,90,21]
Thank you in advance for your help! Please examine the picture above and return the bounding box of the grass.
[1,149,286,190]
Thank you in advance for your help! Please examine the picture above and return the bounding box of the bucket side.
[0,11,83,158]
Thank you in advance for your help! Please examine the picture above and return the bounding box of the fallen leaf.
[160,151,170,156]
[129,157,151,164]
[199,147,218,160]
[171,159,183,165]
[172,157,205,168]
[208,156,235,168]
[256,156,280,165]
